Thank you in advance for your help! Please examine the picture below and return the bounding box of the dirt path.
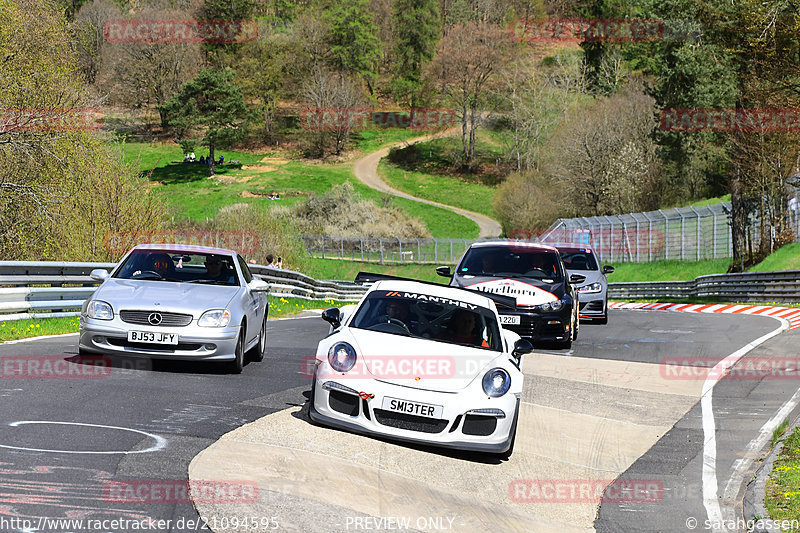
[352,129,503,238]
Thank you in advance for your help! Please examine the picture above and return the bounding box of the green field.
[379,160,498,219]
[119,142,478,237]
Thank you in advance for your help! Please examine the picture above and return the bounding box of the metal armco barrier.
[0,261,369,321]
[609,270,800,303]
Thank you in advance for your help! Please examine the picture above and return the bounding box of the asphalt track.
[0,309,797,532]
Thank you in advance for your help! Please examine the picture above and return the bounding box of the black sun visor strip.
[354,271,517,311]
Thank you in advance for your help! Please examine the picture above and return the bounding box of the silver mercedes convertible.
[78,244,269,373]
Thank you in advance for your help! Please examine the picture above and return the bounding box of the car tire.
[247,316,267,363]
[229,327,245,374]
[572,310,579,341]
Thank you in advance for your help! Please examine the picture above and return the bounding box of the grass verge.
[0,317,80,342]
[607,259,731,282]
[303,258,445,284]
[0,298,353,342]
[765,422,800,523]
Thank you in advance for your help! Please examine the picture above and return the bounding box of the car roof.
[370,279,498,310]
[468,240,559,253]
[132,243,237,256]
[548,242,596,253]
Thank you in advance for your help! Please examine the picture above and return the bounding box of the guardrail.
[0,261,369,321]
[608,270,800,303]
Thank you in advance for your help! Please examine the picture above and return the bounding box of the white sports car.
[308,275,533,456]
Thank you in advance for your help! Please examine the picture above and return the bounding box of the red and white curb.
[608,301,800,331]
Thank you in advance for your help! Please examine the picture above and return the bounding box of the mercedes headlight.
[482,368,511,397]
[328,342,357,373]
[578,282,602,293]
[198,309,231,327]
[86,300,113,320]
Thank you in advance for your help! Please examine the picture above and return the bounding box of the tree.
[390,0,441,107]
[324,0,381,91]
[0,0,161,260]
[159,68,253,176]
[426,21,511,167]
[301,67,363,156]
[543,83,660,217]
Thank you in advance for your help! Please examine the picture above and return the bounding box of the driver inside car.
[381,300,419,334]
[204,255,235,283]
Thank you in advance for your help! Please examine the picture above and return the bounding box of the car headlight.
[578,282,603,293]
[328,342,357,373]
[86,300,113,320]
[198,309,231,327]
[535,299,565,313]
[482,368,511,397]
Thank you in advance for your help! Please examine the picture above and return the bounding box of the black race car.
[437,241,585,349]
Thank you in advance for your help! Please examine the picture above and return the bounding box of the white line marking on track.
[701,317,789,533]
[0,420,167,454]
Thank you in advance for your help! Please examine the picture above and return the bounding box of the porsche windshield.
[113,249,239,285]
[457,246,564,281]
[350,291,503,351]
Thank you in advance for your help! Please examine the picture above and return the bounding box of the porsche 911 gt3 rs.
[308,277,533,456]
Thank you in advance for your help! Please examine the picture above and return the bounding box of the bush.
[291,182,430,239]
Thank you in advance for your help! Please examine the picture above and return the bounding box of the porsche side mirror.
[569,273,586,284]
[436,265,452,278]
[603,265,615,275]
[512,339,533,361]
[90,269,109,282]
[321,308,341,329]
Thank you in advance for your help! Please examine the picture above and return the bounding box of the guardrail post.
[398,238,403,262]
[340,236,344,259]
[417,239,421,264]
[321,235,325,259]
[379,238,384,265]
[360,239,364,262]
[434,239,438,263]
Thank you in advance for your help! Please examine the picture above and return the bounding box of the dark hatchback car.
[437,241,585,348]
[555,243,615,324]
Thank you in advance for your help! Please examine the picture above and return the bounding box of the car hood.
[348,329,504,393]
[453,275,564,306]
[94,279,240,318]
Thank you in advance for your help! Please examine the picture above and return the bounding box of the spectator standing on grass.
[218,154,224,165]
[190,151,196,162]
